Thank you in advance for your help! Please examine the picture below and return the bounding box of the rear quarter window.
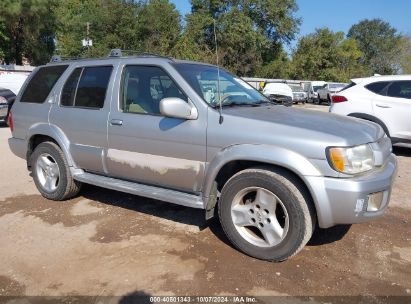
[365,81,390,96]
[20,65,68,103]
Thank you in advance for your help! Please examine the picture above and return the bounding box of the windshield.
[329,83,346,89]
[313,86,323,92]
[289,85,304,92]
[173,63,269,107]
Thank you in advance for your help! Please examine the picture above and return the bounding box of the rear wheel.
[218,168,316,261]
[31,142,81,200]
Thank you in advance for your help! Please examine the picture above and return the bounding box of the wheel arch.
[203,144,322,218]
[348,113,391,137]
[26,123,75,169]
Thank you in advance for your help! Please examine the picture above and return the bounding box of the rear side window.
[339,82,356,92]
[61,68,82,106]
[387,81,411,99]
[60,66,112,108]
[365,81,390,95]
[21,65,68,103]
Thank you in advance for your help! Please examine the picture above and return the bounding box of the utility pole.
[82,22,93,55]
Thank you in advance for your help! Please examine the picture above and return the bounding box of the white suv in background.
[330,75,411,144]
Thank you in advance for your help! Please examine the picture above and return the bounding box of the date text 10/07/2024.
[149,296,258,303]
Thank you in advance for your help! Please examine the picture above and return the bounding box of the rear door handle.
[376,104,391,109]
[110,119,123,126]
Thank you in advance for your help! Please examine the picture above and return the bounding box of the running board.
[73,172,204,209]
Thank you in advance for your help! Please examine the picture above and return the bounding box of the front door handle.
[376,104,391,109]
[110,119,123,126]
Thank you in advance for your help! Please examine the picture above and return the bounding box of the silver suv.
[8,51,397,261]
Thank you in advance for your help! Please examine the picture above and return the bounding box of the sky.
[170,0,411,46]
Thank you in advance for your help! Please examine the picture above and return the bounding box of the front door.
[106,64,207,193]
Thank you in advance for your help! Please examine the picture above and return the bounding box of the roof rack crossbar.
[50,55,62,63]
[50,49,175,63]
[107,49,174,60]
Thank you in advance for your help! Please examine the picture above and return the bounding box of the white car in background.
[330,75,411,144]
[307,81,326,103]
[0,72,30,95]
[262,82,293,106]
[316,82,348,105]
[288,83,308,104]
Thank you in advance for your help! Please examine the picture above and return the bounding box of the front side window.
[121,65,187,115]
[173,63,268,107]
[21,65,68,103]
[387,81,411,99]
[60,66,113,108]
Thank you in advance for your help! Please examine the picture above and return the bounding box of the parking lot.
[0,104,410,301]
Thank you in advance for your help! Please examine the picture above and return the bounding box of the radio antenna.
[213,19,223,124]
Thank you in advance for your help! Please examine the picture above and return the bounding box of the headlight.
[327,144,374,174]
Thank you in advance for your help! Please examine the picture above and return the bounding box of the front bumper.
[305,154,397,228]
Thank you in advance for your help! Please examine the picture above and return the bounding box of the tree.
[347,19,402,75]
[55,0,181,58]
[0,22,9,62]
[136,0,181,55]
[54,0,141,58]
[291,28,366,82]
[258,48,291,79]
[399,35,411,74]
[0,0,58,65]
[177,0,300,76]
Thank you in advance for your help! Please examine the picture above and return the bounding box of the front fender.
[203,144,322,201]
[27,123,76,167]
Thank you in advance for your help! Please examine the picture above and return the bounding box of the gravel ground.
[0,105,410,303]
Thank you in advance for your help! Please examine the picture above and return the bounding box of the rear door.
[372,81,411,141]
[49,63,117,174]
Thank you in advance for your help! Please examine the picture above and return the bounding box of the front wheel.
[31,141,82,200]
[218,168,316,261]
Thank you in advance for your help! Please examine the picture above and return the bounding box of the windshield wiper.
[221,101,262,107]
[211,99,272,108]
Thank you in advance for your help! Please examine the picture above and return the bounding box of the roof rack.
[107,49,174,60]
[50,55,62,63]
[49,55,84,63]
[49,49,174,63]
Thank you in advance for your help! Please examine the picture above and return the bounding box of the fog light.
[367,192,384,211]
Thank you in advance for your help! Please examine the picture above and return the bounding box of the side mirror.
[159,97,198,120]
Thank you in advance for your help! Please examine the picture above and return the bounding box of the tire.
[327,95,331,106]
[314,97,320,105]
[31,141,81,200]
[218,167,316,262]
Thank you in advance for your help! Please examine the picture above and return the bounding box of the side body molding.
[202,144,322,205]
[26,123,76,168]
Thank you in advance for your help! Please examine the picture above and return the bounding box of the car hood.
[263,88,292,98]
[211,105,384,160]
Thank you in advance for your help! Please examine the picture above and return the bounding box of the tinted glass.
[173,63,268,106]
[75,66,112,108]
[387,81,411,99]
[365,81,390,95]
[61,68,82,106]
[121,66,187,115]
[340,82,356,92]
[21,65,68,103]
